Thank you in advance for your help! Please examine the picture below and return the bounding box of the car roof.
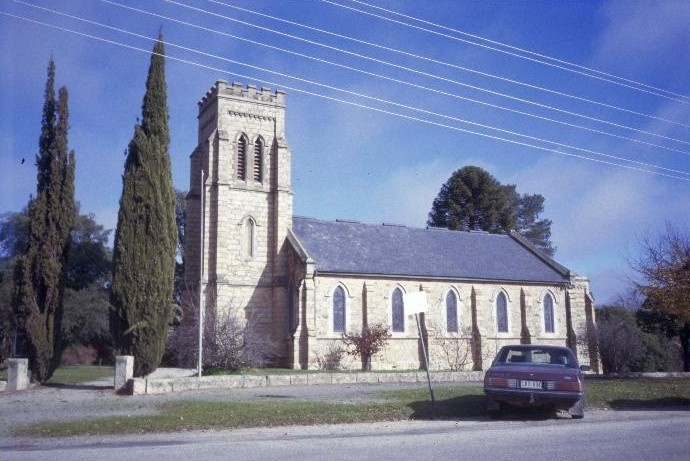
[501,344,572,352]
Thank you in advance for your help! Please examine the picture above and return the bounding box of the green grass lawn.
[1,364,113,384]
[12,377,690,437]
[46,365,114,385]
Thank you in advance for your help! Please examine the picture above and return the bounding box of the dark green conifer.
[13,58,76,382]
[110,33,177,377]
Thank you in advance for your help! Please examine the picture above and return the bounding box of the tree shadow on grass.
[407,395,690,422]
[42,382,113,391]
[608,397,690,411]
[407,394,560,422]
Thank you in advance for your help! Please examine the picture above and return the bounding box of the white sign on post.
[403,291,428,315]
[402,290,435,407]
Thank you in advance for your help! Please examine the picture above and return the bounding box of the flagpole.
[197,169,205,382]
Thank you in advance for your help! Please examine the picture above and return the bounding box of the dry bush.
[316,342,346,371]
[432,326,473,371]
[168,299,279,371]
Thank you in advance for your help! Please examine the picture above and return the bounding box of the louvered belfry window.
[237,135,247,180]
[253,137,263,182]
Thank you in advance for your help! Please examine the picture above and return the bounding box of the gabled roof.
[290,216,571,285]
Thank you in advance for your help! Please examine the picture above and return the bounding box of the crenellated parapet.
[199,80,285,110]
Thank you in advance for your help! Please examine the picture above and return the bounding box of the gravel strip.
[0,370,460,437]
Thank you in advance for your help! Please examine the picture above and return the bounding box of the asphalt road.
[3,409,689,461]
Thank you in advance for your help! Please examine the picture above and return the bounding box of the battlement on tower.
[199,80,285,110]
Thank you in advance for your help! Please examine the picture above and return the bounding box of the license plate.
[520,380,543,390]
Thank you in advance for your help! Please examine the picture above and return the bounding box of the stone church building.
[184,80,598,372]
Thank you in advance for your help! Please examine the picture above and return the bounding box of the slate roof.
[290,216,571,284]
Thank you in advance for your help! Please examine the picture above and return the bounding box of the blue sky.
[1,0,688,304]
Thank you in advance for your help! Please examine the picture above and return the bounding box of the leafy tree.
[0,209,30,258]
[428,166,554,255]
[515,193,555,255]
[0,260,16,361]
[1,210,113,363]
[61,285,112,360]
[631,224,690,371]
[110,33,177,377]
[342,324,392,371]
[174,189,186,305]
[67,213,111,291]
[594,306,646,374]
[12,58,76,382]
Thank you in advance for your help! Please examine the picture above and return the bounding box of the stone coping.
[130,371,485,395]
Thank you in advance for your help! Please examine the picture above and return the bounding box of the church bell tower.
[185,81,293,360]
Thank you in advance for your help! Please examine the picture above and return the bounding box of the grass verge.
[12,378,690,437]
[0,365,112,385]
[46,365,114,386]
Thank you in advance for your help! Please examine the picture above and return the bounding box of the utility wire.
[40,0,680,156]
[157,0,689,147]
[2,9,687,182]
[16,1,689,177]
[326,0,690,104]
[206,0,690,129]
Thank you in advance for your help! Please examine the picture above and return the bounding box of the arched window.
[253,137,263,182]
[236,135,247,180]
[242,217,255,259]
[496,291,508,333]
[446,290,458,333]
[333,286,346,333]
[392,287,405,332]
[544,293,555,333]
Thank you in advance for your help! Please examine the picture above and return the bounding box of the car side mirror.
[580,365,591,372]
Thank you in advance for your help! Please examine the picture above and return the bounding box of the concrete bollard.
[114,355,134,394]
[8,358,29,392]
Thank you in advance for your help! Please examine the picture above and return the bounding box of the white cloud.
[509,154,689,302]
[592,0,690,77]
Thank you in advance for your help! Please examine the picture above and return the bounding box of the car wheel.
[568,398,585,419]
[486,399,503,419]
[488,407,503,419]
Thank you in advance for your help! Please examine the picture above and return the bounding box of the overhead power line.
[1,9,687,182]
[52,0,681,156]
[16,2,689,177]
[325,0,690,104]
[156,0,689,148]
[205,0,690,130]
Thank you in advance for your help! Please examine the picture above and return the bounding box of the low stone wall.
[130,370,485,395]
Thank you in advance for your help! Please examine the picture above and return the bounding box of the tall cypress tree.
[13,57,76,382]
[110,33,177,377]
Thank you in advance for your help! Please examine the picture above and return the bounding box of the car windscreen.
[494,347,576,368]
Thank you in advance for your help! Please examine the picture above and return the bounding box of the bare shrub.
[316,342,346,371]
[168,298,280,371]
[432,326,473,371]
[342,324,392,371]
[585,306,645,374]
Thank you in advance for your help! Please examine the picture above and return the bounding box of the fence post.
[114,355,134,394]
[7,358,29,391]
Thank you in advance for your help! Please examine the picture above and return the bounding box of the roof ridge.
[509,230,571,277]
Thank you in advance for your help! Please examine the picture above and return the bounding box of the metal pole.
[197,169,205,381]
[415,313,435,407]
